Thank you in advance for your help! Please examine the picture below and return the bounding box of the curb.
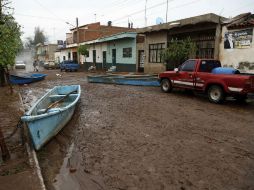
[18,92,47,190]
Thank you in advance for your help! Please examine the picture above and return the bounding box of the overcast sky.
[11,0,254,43]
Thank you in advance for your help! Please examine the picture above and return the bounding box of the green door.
[103,51,107,69]
[93,50,96,64]
[112,49,116,66]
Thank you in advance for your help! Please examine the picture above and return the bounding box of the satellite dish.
[156,17,164,25]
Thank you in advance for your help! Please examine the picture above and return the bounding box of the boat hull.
[9,73,47,84]
[87,75,160,87]
[21,85,80,150]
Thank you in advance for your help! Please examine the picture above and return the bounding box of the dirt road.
[20,70,254,190]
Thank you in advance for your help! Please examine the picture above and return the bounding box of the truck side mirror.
[174,68,179,72]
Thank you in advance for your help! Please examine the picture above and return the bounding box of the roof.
[137,13,225,34]
[223,12,254,29]
[97,32,137,43]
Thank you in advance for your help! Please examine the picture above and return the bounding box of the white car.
[15,61,26,69]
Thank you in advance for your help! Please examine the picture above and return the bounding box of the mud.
[0,86,42,190]
[10,69,254,190]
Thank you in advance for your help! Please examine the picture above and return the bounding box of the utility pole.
[166,0,168,23]
[76,17,80,64]
[145,0,147,27]
[0,0,2,19]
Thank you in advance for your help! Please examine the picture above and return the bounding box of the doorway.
[138,50,144,72]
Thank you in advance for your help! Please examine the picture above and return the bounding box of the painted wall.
[219,26,254,73]
[84,42,107,63]
[54,49,71,63]
[84,38,137,72]
[106,38,136,64]
[144,31,167,74]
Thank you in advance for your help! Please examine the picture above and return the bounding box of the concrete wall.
[144,31,167,74]
[54,49,72,63]
[106,38,136,72]
[219,26,254,73]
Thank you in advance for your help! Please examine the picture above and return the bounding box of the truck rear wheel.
[161,79,172,93]
[208,85,225,104]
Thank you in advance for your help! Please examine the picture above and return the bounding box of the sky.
[10,0,254,43]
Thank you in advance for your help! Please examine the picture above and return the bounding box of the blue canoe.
[87,75,160,87]
[9,73,47,84]
[21,85,81,150]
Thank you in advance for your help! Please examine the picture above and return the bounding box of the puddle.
[53,143,106,190]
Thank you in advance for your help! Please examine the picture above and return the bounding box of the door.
[138,50,144,72]
[72,52,77,61]
[112,49,116,66]
[93,50,96,64]
[103,51,107,69]
[173,60,196,89]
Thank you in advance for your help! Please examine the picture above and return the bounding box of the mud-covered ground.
[17,69,254,190]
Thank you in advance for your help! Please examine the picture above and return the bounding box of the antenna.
[166,0,168,22]
[145,0,147,26]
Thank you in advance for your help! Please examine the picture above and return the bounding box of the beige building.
[36,43,58,63]
[137,13,224,73]
[219,13,254,73]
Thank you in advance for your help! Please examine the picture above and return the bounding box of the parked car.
[60,60,80,72]
[159,59,254,104]
[15,61,26,69]
[44,61,60,69]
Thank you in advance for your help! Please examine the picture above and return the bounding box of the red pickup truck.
[159,59,254,103]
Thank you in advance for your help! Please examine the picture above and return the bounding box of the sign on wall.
[224,29,253,49]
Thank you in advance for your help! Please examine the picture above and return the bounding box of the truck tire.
[161,78,172,93]
[208,85,225,104]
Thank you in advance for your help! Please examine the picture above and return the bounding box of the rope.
[0,119,23,141]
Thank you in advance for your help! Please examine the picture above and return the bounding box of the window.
[123,48,132,58]
[180,60,196,72]
[199,60,221,72]
[149,43,165,63]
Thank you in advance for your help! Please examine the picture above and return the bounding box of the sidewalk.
[0,86,45,190]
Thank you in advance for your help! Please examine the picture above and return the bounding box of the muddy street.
[16,70,254,190]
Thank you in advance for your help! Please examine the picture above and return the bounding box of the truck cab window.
[199,60,221,72]
[181,60,196,72]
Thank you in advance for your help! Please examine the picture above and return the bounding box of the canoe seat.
[37,108,60,114]
[49,94,77,98]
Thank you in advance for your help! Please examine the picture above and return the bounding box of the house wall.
[144,31,167,73]
[54,49,72,63]
[82,43,107,70]
[219,26,254,73]
[106,38,136,72]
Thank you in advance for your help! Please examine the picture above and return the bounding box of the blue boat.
[9,73,47,84]
[21,85,81,150]
[87,75,160,87]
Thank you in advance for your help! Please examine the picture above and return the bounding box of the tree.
[24,27,47,49]
[0,0,23,86]
[33,27,46,45]
[78,44,89,57]
[162,37,197,70]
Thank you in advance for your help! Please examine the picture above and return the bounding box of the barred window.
[123,48,132,58]
[149,43,165,63]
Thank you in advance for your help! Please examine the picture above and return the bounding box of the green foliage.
[24,27,46,48]
[33,27,46,45]
[162,37,197,63]
[0,15,23,67]
[78,44,89,56]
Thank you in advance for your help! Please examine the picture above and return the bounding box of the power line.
[15,13,63,21]
[31,0,74,26]
[112,0,201,23]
